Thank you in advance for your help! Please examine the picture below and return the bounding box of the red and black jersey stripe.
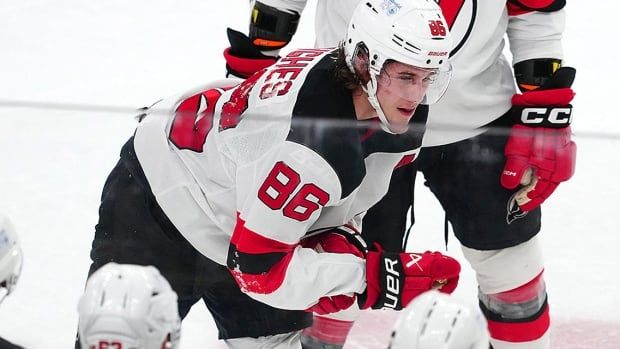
[227,214,296,294]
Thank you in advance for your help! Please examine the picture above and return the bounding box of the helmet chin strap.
[362,74,399,134]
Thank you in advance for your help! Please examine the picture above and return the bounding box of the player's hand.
[301,226,367,315]
[301,226,367,258]
[358,245,460,310]
[223,28,277,79]
[500,67,577,212]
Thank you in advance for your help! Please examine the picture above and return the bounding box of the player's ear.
[351,45,370,83]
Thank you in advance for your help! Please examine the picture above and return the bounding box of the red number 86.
[428,20,447,37]
[257,161,330,222]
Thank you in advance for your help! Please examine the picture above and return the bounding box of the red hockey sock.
[302,315,354,346]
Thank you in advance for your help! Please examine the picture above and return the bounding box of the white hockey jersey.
[260,0,566,146]
[134,48,427,310]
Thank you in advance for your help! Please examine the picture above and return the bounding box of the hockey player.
[81,0,462,347]
[77,263,181,349]
[0,214,25,349]
[389,290,490,349]
[224,0,576,348]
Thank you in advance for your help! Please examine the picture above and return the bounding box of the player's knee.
[479,272,550,344]
[462,235,544,295]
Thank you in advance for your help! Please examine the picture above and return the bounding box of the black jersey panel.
[287,52,429,199]
[360,104,428,157]
[288,52,365,199]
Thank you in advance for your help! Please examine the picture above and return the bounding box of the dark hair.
[333,42,369,90]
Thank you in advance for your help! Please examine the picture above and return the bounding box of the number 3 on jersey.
[169,70,266,152]
[258,161,330,222]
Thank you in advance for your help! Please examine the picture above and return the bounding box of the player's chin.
[388,108,415,129]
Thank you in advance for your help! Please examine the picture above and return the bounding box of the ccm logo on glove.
[520,107,572,126]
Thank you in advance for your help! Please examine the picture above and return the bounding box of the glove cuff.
[358,251,405,310]
[357,251,381,309]
[223,47,277,79]
[512,87,575,107]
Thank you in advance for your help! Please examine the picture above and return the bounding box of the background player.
[224,1,576,348]
[0,214,25,349]
[389,290,490,349]
[77,263,181,349]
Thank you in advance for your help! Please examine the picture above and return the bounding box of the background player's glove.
[223,28,277,79]
[358,246,460,310]
[500,66,577,212]
[301,226,367,315]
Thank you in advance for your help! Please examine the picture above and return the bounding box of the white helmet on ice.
[389,290,489,349]
[345,0,452,132]
[0,213,23,304]
[78,263,181,349]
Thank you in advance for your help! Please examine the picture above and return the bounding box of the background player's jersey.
[133,48,427,310]
[260,0,565,146]
[0,337,24,349]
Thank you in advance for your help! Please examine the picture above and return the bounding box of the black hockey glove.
[223,28,277,79]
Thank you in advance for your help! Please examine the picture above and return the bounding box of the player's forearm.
[507,8,565,64]
[257,0,308,15]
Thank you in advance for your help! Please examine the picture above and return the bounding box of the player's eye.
[396,75,415,83]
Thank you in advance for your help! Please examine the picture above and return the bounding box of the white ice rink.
[0,1,619,348]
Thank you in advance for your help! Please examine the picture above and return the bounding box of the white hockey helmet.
[78,263,181,349]
[0,213,23,304]
[389,290,489,349]
[345,0,452,132]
